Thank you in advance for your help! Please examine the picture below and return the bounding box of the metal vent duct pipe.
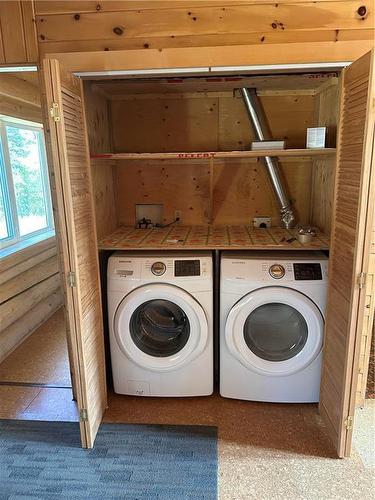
[240,88,296,229]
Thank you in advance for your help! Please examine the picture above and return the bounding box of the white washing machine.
[220,251,328,403]
[108,252,213,397]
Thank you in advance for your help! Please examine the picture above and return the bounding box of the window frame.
[0,115,54,251]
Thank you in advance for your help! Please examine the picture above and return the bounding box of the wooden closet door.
[43,59,107,448]
[320,50,374,458]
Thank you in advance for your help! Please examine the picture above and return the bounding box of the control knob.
[269,264,285,279]
[151,261,166,276]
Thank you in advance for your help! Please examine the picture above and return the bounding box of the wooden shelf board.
[91,148,336,161]
[98,226,330,251]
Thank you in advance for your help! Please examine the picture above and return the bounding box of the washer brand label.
[116,269,133,277]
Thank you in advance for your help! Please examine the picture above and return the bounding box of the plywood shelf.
[98,226,330,251]
[91,148,336,162]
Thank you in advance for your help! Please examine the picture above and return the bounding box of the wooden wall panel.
[0,1,38,63]
[91,160,118,238]
[109,90,315,227]
[212,158,312,226]
[111,93,315,152]
[0,238,62,363]
[310,79,340,234]
[0,73,42,122]
[113,159,211,226]
[82,82,117,238]
[34,1,374,61]
[0,68,62,363]
[112,157,312,227]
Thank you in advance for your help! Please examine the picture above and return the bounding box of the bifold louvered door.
[43,59,107,448]
[320,50,375,458]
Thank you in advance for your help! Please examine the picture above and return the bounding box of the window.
[0,115,54,253]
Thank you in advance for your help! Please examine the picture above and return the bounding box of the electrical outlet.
[175,210,182,222]
[253,217,271,228]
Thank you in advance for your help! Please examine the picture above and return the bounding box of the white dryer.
[220,251,328,403]
[108,252,213,397]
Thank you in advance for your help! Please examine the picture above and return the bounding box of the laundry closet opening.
[79,67,341,405]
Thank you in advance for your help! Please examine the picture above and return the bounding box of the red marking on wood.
[177,152,216,159]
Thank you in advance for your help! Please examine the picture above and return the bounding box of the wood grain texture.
[91,160,117,238]
[0,1,38,63]
[34,1,374,64]
[0,273,61,331]
[0,255,59,304]
[356,249,375,406]
[0,288,62,363]
[82,82,117,238]
[319,50,375,457]
[0,236,62,362]
[44,59,106,448]
[35,2,373,43]
[36,1,363,16]
[92,149,335,160]
[98,225,330,251]
[0,72,42,123]
[310,78,340,235]
[92,74,335,96]
[104,87,320,228]
[37,28,374,56]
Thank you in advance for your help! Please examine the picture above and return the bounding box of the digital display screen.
[293,263,322,281]
[175,260,200,277]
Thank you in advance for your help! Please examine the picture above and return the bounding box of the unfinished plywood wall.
[310,78,340,235]
[83,83,117,238]
[110,92,314,152]
[107,90,316,226]
[34,1,374,63]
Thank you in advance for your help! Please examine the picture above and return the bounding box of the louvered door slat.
[319,50,374,458]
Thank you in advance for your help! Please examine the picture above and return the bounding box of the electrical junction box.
[253,217,272,228]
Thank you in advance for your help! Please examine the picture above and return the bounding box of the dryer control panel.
[221,251,328,283]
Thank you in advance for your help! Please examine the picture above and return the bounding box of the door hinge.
[358,272,367,289]
[80,409,88,422]
[50,102,60,122]
[344,415,354,431]
[67,271,76,288]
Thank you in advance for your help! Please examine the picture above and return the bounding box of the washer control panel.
[175,259,200,277]
[293,263,322,280]
[269,264,285,279]
[143,256,210,279]
[108,253,212,283]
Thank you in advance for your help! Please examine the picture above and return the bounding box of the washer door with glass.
[225,287,324,376]
[114,284,208,371]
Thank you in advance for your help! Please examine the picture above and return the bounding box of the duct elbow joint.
[281,205,296,229]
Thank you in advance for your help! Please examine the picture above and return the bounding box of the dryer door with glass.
[114,283,208,371]
[225,286,324,376]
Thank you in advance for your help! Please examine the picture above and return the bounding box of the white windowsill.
[0,230,56,260]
